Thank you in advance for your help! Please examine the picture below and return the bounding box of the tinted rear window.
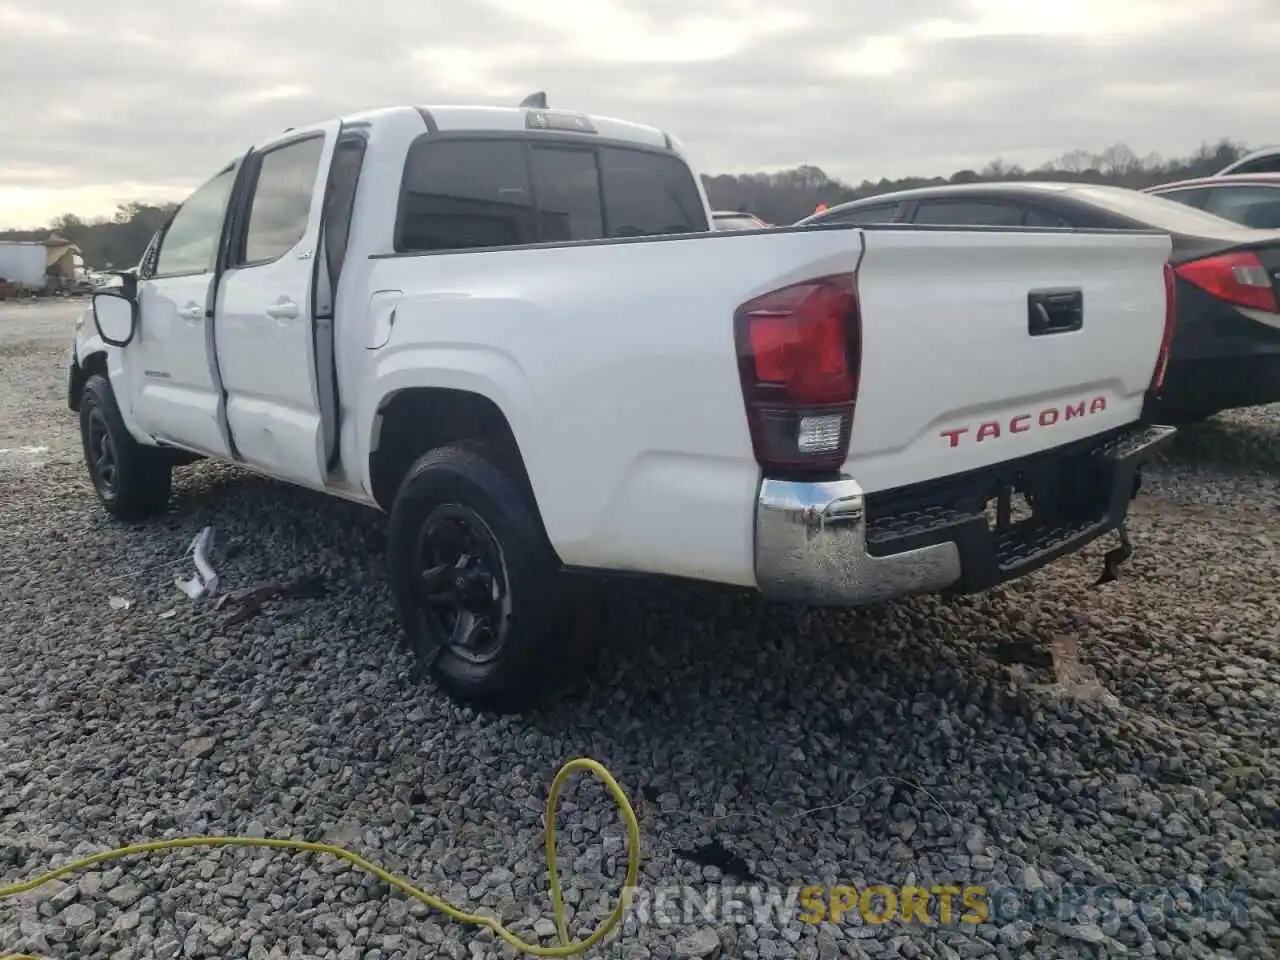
[598,146,707,237]
[397,138,707,252]
[530,146,604,242]
[397,140,539,251]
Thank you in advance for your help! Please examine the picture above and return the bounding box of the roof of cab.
[259,104,674,154]
[418,105,670,150]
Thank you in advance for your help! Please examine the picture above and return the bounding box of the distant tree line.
[703,138,1250,226]
[0,139,1250,267]
[0,202,176,270]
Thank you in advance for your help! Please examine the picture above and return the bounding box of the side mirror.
[92,289,139,347]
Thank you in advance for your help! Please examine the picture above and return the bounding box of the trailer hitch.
[1095,524,1132,585]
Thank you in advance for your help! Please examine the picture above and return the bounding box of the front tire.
[79,374,172,520]
[387,444,565,713]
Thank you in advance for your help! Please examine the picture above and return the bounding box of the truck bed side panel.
[363,228,868,585]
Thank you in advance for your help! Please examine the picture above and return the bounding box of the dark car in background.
[799,183,1280,423]
[1216,146,1280,176]
[1145,174,1280,230]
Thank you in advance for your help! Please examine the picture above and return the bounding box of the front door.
[129,165,238,457]
[215,123,340,488]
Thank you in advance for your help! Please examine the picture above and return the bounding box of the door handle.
[1027,289,1083,336]
[178,304,203,321]
[265,300,299,320]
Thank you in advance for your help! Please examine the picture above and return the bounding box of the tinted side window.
[1154,188,1209,209]
[154,168,236,276]
[598,147,707,237]
[1024,207,1071,227]
[398,140,537,251]
[1203,186,1280,229]
[530,146,603,241]
[823,204,900,225]
[913,200,1025,226]
[241,137,325,264]
[1233,157,1280,175]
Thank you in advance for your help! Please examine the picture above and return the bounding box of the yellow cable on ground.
[0,757,640,960]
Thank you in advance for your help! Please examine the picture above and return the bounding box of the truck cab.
[71,105,713,498]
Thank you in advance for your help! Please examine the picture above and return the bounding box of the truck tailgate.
[847,227,1173,493]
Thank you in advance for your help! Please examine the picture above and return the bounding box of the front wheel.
[387,444,567,713]
[79,374,172,520]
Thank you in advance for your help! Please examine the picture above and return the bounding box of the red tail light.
[1174,250,1279,313]
[1151,262,1177,392]
[734,272,861,472]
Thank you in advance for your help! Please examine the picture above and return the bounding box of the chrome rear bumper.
[754,476,961,606]
[754,424,1177,607]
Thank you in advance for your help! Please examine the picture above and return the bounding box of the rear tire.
[387,443,568,713]
[79,374,172,520]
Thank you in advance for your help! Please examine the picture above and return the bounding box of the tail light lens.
[734,273,861,472]
[1174,250,1279,313]
[1151,262,1177,393]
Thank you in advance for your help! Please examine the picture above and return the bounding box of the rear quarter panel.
[362,226,868,585]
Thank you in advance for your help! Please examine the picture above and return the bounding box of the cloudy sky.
[2,0,1278,228]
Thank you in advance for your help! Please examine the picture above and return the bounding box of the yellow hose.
[0,757,640,959]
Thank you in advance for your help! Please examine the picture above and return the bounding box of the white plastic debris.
[0,446,50,472]
[175,526,219,599]
[108,596,132,611]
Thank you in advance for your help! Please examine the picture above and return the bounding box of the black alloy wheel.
[415,503,512,664]
[86,406,118,497]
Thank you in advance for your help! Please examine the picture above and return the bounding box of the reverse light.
[734,273,861,472]
[1174,250,1279,313]
[797,413,844,454]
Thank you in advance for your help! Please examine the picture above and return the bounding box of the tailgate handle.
[1028,289,1083,336]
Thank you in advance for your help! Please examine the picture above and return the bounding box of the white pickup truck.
[69,102,1178,711]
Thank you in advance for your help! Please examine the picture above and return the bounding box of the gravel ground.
[1,301,1277,960]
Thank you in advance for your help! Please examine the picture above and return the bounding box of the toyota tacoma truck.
[68,101,1178,711]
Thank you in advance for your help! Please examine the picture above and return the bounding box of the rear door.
[849,227,1173,492]
[214,122,341,488]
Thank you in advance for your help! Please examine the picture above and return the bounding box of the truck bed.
[364,221,1172,586]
